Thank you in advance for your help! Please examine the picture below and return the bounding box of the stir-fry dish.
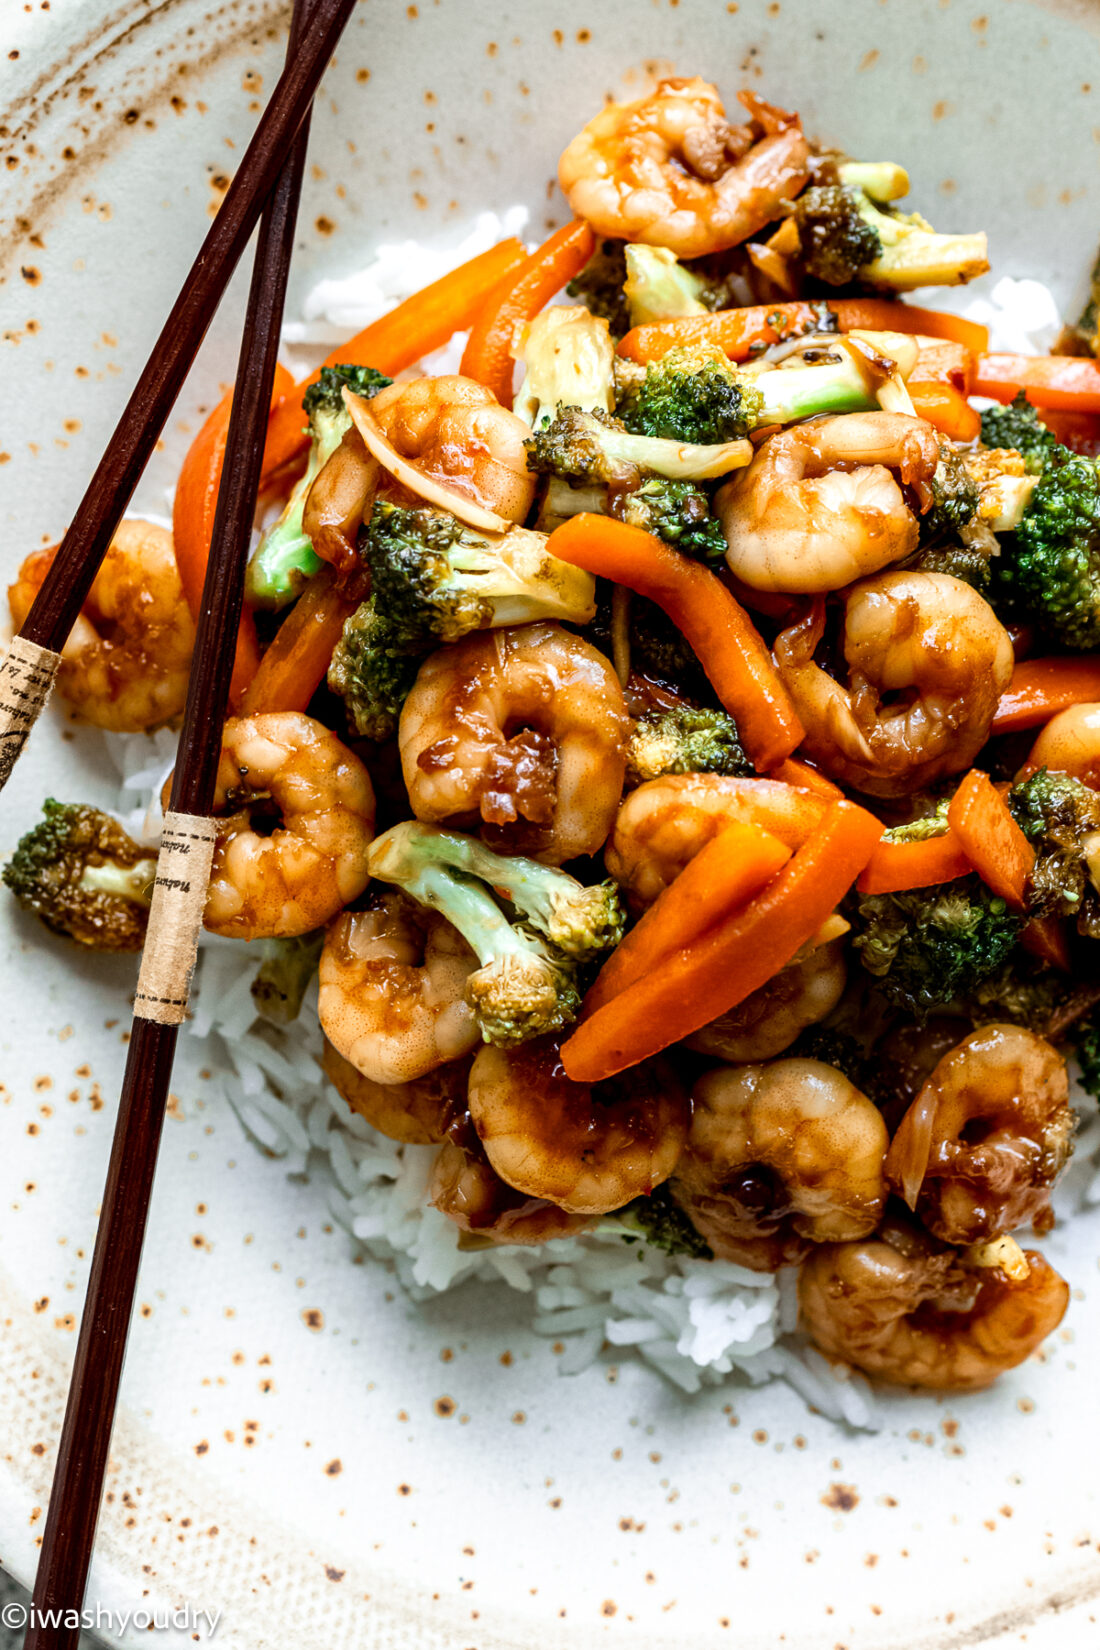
[14,77,1100,1399]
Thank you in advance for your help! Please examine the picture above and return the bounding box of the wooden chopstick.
[23,5,328,1641]
[0,0,359,799]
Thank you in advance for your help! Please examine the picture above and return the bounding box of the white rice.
[97,227,1099,1426]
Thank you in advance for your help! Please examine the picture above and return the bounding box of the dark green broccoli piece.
[619,479,727,564]
[979,393,1066,476]
[566,238,631,338]
[328,502,595,739]
[1064,248,1100,357]
[964,953,1078,1032]
[625,706,750,785]
[793,183,988,291]
[246,362,393,609]
[786,1024,873,1089]
[993,454,1100,649]
[4,799,157,951]
[617,347,763,444]
[794,184,883,287]
[250,932,324,1026]
[1008,768,1100,934]
[614,1184,713,1259]
[920,442,982,543]
[850,876,1024,1018]
[367,822,623,1045]
[905,541,992,591]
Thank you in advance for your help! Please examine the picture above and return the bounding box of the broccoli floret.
[793,183,988,291]
[246,363,392,609]
[794,184,884,287]
[1008,768,1100,934]
[3,799,157,951]
[992,454,1100,649]
[566,239,632,338]
[367,822,623,1045]
[625,706,750,785]
[328,502,596,739]
[613,1184,713,1258]
[979,394,1066,476]
[881,799,953,842]
[250,932,324,1026]
[619,479,728,563]
[921,442,982,542]
[786,1024,873,1090]
[965,953,1077,1033]
[906,541,992,590]
[617,347,762,444]
[850,876,1024,1018]
[514,305,615,430]
[525,405,751,487]
[1064,248,1100,357]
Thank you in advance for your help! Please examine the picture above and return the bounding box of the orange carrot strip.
[618,299,989,365]
[946,769,1035,913]
[548,514,803,770]
[459,219,595,408]
[560,801,883,1083]
[856,830,972,895]
[261,238,528,476]
[974,354,1100,413]
[239,565,358,715]
[907,379,981,442]
[910,339,974,394]
[172,362,294,705]
[1037,406,1100,459]
[582,823,792,1019]
[769,757,845,800]
[991,658,1100,734]
[1020,916,1072,972]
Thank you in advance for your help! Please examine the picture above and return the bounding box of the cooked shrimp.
[672,1059,888,1271]
[9,520,195,731]
[687,937,847,1062]
[365,375,536,524]
[430,1139,595,1245]
[467,1035,690,1214]
[399,622,628,865]
[318,892,480,1085]
[885,1025,1076,1245]
[716,412,940,593]
[606,773,827,908]
[558,79,809,258]
[1027,703,1100,790]
[798,1216,1070,1391]
[322,1036,467,1145]
[774,571,1014,797]
[203,712,375,941]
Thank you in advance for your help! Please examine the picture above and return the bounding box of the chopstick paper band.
[133,812,218,1026]
[0,638,60,789]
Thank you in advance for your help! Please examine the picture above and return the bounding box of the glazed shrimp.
[1027,703,1100,790]
[430,1140,595,1245]
[716,412,940,593]
[204,712,375,941]
[467,1035,690,1215]
[774,572,1014,797]
[359,375,536,524]
[9,520,195,731]
[885,1025,1076,1245]
[399,622,628,864]
[558,79,810,258]
[606,773,827,908]
[672,1059,889,1272]
[798,1216,1070,1391]
[687,936,847,1062]
[321,1037,468,1145]
[318,892,480,1085]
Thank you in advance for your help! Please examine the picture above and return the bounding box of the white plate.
[2,1,1100,1644]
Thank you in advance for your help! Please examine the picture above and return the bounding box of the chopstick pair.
[22,1,351,1643]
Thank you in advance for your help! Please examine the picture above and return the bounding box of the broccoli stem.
[836,161,910,202]
[752,359,878,423]
[79,859,157,905]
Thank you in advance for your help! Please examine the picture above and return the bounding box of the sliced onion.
[886,1086,937,1210]
[343,389,512,534]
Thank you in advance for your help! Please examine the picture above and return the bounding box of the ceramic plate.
[2,1,1100,1644]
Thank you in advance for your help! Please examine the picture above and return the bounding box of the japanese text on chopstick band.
[133,812,218,1026]
[0,637,60,792]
